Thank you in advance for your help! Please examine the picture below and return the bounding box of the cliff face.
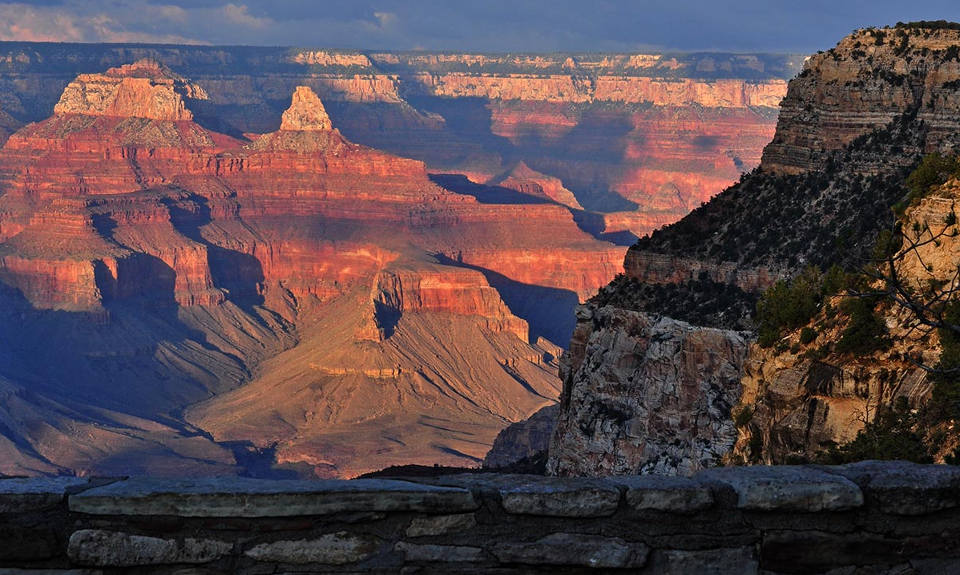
[53,60,203,121]
[546,23,960,476]
[547,306,748,476]
[732,179,960,465]
[763,27,960,175]
[0,44,797,238]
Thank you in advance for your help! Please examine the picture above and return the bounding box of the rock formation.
[280,86,333,131]
[0,45,797,238]
[483,404,559,469]
[0,62,625,477]
[0,44,795,477]
[54,59,204,121]
[763,27,960,175]
[732,178,960,465]
[546,22,960,475]
[548,307,748,476]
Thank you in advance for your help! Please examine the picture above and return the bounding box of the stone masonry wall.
[1,462,960,574]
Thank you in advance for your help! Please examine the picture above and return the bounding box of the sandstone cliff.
[54,60,205,121]
[0,44,797,238]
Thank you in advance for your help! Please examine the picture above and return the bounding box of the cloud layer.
[0,1,957,53]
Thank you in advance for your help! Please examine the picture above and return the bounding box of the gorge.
[0,45,794,478]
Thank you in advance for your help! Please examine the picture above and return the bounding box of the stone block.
[405,513,477,537]
[498,478,621,517]
[610,475,714,512]
[67,529,231,567]
[492,533,648,568]
[244,532,379,565]
[0,526,58,561]
[761,529,903,571]
[0,570,103,575]
[0,477,97,513]
[69,477,476,517]
[646,547,759,574]
[696,466,863,511]
[394,542,485,562]
[824,461,960,515]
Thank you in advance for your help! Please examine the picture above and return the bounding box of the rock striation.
[0,45,797,238]
[54,59,204,121]
[0,62,624,477]
[763,27,960,175]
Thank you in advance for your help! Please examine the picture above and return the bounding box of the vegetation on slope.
[748,154,960,464]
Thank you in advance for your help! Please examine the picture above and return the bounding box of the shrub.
[799,327,817,345]
[904,152,960,206]
[835,296,890,355]
[756,267,823,347]
[821,265,846,295]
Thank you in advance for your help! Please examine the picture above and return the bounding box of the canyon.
[0,44,791,478]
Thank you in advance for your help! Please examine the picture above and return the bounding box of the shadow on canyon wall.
[435,254,579,346]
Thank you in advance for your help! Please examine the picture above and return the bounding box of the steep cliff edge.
[548,307,748,476]
[546,23,960,475]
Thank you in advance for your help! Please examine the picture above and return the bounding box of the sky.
[0,1,958,54]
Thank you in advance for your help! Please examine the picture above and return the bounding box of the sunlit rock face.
[0,63,626,478]
[0,45,793,477]
[53,59,209,123]
[762,27,960,175]
[279,86,333,132]
[0,46,797,240]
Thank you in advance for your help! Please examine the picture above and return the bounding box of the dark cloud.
[1,1,958,53]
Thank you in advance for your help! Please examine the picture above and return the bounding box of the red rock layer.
[0,76,623,476]
[487,103,778,235]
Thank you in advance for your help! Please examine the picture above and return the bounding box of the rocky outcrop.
[547,23,960,477]
[733,178,960,464]
[483,404,559,469]
[763,26,960,175]
[370,266,530,342]
[53,59,204,121]
[548,306,749,476]
[280,86,333,131]
[488,161,583,210]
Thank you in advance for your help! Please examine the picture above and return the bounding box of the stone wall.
[1,462,959,573]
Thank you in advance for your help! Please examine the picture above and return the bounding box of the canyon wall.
[0,62,622,478]
[0,43,798,237]
[0,44,796,477]
[545,24,960,476]
[3,463,960,573]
